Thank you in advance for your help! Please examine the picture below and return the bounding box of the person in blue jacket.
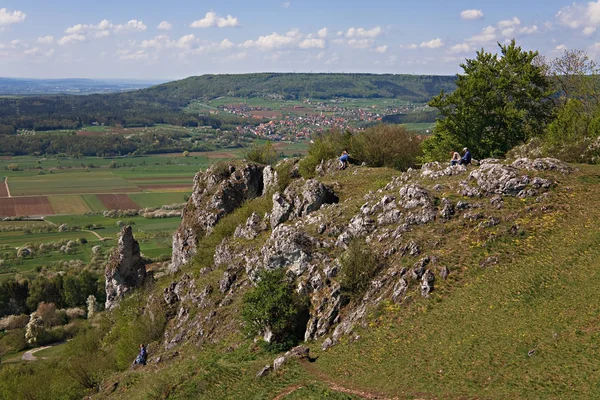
[134,343,147,366]
[339,149,349,170]
[459,147,472,165]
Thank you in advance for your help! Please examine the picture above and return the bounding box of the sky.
[0,0,597,80]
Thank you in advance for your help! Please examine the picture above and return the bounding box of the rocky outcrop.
[170,163,265,272]
[105,226,146,310]
[260,225,316,277]
[270,179,338,229]
[511,157,572,174]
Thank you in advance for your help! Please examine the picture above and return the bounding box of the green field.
[128,192,188,208]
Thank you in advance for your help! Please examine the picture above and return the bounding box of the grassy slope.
[150,164,600,399]
[9,162,598,400]
[311,165,600,399]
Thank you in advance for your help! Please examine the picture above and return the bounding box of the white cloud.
[346,26,382,38]
[498,17,521,28]
[176,34,196,49]
[141,35,170,50]
[556,1,600,34]
[242,32,295,50]
[375,45,388,53]
[37,36,54,44]
[420,38,444,49]
[467,25,497,44]
[64,19,147,39]
[0,8,26,26]
[400,43,417,50]
[461,9,484,21]
[448,43,472,54]
[190,12,239,28]
[348,38,372,48]
[299,38,325,49]
[519,25,539,35]
[317,27,328,38]
[554,44,568,52]
[119,49,149,61]
[58,34,86,46]
[281,1,291,8]
[157,21,172,31]
[218,38,234,49]
[115,20,147,32]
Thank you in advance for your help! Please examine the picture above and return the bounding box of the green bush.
[243,141,278,165]
[241,269,309,350]
[340,240,383,300]
[298,129,351,177]
[352,124,422,170]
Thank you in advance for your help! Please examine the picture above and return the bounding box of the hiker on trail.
[450,151,460,166]
[339,149,349,170]
[459,147,472,166]
[134,343,147,366]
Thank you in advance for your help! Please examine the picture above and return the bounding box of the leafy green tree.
[241,269,309,349]
[423,40,554,160]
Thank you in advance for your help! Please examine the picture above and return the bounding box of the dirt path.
[82,229,110,241]
[270,360,408,400]
[22,346,51,361]
[5,177,10,197]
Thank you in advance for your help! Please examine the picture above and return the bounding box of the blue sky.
[0,0,595,79]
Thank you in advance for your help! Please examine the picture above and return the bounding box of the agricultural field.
[0,143,307,277]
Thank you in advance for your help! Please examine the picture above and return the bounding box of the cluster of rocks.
[103,157,572,354]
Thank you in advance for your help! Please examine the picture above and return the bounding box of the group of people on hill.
[338,146,472,170]
[450,147,471,166]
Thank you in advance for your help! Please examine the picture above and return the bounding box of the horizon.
[0,0,598,79]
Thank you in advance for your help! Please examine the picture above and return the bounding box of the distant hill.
[144,73,457,104]
[0,77,163,95]
[0,73,456,131]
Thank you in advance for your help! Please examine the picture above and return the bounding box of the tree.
[423,40,554,160]
[241,269,308,349]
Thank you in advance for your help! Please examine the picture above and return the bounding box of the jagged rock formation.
[158,157,571,352]
[170,162,265,272]
[105,226,146,310]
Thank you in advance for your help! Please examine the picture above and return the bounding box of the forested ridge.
[0,73,456,132]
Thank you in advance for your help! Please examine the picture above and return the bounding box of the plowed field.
[0,197,54,216]
[96,194,139,210]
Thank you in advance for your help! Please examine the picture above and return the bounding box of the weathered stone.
[439,266,449,280]
[171,163,265,272]
[421,269,435,297]
[490,195,504,209]
[260,225,315,277]
[256,364,272,378]
[392,278,408,303]
[511,157,572,174]
[469,164,531,196]
[234,212,268,240]
[480,256,499,268]
[401,240,420,256]
[411,256,430,280]
[439,198,454,220]
[105,226,146,310]
[321,337,334,350]
[398,184,436,225]
[219,271,236,293]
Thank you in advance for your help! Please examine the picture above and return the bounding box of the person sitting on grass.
[450,150,460,166]
[133,343,147,366]
[339,149,349,170]
[459,147,472,166]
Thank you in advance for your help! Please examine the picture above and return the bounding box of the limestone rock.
[511,157,572,174]
[270,179,338,229]
[234,212,268,240]
[421,269,435,298]
[105,226,146,310]
[171,163,265,272]
[469,164,530,196]
[260,225,316,277]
